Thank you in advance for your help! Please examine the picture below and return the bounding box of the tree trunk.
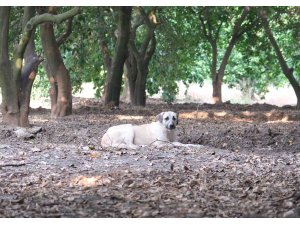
[0,7,20,126]
[40,19,72,117]
[126,54,149,106]
[19,6,42,127]
[259,9,300,108]
[125,53,137,104]
[126,8,157,106]
[212,77,222,104]
[120,65,130,102]
[0,6,80,126]
[201,7,250,104]
[213,38,237,104]
[103,7,132,107]
[210,41,221,104]
[132,61,147,106]
[126,51,147,106]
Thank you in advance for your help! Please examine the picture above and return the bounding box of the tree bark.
[0,7,20,126]
[97,7,112,77]
[40,21,73,117]
[259,8,300,108]
[103,6,132,107]
[19,6,44,127]
[126,56,138,104]
[39,7,79,117]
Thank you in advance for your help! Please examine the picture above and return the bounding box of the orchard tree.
[39,6,78,117]
[148,6,207,103]
[57,7,108,97]
[125,6,158,106]
[0,6,80,127]
[197,6,260,104]
[258,7,300,108]
[98,6,132,107]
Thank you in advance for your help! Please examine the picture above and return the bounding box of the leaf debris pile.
[0,99,300,217]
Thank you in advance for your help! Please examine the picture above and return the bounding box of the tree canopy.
[33,7,300,103]
[1,6,300,126]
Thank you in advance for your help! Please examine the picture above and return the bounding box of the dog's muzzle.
[168,124,176,130]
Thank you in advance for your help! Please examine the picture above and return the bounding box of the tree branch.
[215,20,224,38]
[217,7,250,81]
[97,7,112,71]
[231,6,250,41]
[258,7,300,107]
[21,54,44,90]
[144,33,156,67]
[204,7,214,40]
[236,13,260,40]
[129,8,145,61]
[138,7,156,57]
[258,8,290,73]
[0,7,10,64]
[56,18,73,47]
[199,14,209,39]
[199,8,215,46]
[15,7,81,62]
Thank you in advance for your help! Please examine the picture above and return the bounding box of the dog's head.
[156,111,179,130]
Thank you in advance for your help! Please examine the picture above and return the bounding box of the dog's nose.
[169,124,175,129]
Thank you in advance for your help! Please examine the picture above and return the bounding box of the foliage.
[148,7,208,102]
[7,6,300,104]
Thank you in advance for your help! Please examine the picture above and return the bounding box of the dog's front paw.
[128,144,140,150]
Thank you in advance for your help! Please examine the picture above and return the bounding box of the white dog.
[101,111,180,149]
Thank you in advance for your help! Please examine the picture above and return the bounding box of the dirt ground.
[0,98,300,218]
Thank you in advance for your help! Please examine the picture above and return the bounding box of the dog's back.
[101,124,134,148]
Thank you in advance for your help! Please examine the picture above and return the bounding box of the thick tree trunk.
[40,21,72,117]
[125,57,137,104]
[103,7,132,107]
[126,52,147,106]
[210,41,221,104]
[19,6,41,127]
[0,7,20,126]
[201,7,250,104]
[97,8,112,77]
[126,8,157,107]
[212,38,236,104]
[132,61,147,106]
[212,77,222,104]
[259,9,300,108]
[0,6,80,126]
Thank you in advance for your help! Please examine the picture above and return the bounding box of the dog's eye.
[172,116,176,121]
[165,116,169,121]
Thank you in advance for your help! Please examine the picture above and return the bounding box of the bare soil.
[0,98,300,218]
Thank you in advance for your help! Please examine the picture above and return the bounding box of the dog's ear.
[176,112,179,125]
[156,112,164,123]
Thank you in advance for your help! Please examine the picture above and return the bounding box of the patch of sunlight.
[116,115,144,120]
[31,118,49,123]
[70,175,112,188]
[59,96,68,102]
[180,112,209,119]
[214,111,227,117]
[232,117,254,123]
[15,58,22,69]
[242,111,255,117]
[266,118,293,123]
